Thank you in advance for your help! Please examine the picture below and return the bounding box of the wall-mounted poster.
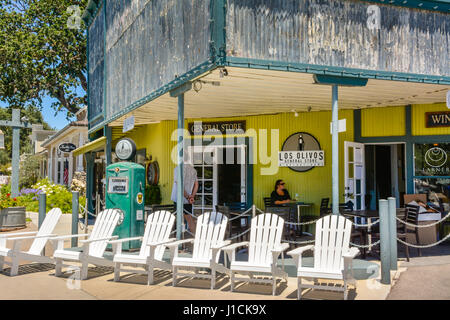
[278,132,324,172]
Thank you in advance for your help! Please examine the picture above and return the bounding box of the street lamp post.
[0,109,32,197]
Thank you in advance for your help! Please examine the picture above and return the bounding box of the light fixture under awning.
[73,136,106,157]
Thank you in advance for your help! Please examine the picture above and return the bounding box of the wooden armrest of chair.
[272,242,290,253]
[343,247,360,259]
[80,236,118,244]
[165,239,194,248]
[222,241,249,253]
[287,245,314,257]
[109,237,143,244]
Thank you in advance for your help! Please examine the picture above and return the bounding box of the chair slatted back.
[192,212,228,261]
[320,198,330,217]
[248,213,284,265]
[140,210,175,260]
[405,204,420,228]
[314,215,352,272]
[264,197,272,208]
[28,208,62,255]
[88,209,120,257]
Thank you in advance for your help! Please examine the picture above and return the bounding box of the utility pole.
[0,109,32,197]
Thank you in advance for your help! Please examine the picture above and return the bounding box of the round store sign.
[279,132,324,172]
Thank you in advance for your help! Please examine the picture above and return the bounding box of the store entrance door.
[188,145,246,215]
[344,142,366,210]
[365,143,406,209]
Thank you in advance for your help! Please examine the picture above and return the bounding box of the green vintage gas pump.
[105,138,145,250]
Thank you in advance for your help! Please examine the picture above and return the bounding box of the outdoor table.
[228,208,252,241]
[341,210,379,254]
[280,202,314,237]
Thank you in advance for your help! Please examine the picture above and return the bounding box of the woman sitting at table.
[271,179,295,205]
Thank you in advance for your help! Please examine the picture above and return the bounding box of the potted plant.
[0,192,26,231]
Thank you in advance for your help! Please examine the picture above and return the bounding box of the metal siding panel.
[99,0,211,122]
[88,6,105,122]
[226,0,449,77]
[412,103,450,136]
[361,106,406,137]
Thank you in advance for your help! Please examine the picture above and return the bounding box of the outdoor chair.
[265,206,294,241]
[222,213,289,296]
[263,197,272,209]
[167,211,230,289]
[216,205,248,242]
[319,198,331,217]
[288,214,359,300]
[398,204,421,260]
[0,208,62,276]
[52,208,121,280]
[110,210,176,285]
[146,204,175,222]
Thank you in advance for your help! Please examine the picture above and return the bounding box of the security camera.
[21,116,29,123]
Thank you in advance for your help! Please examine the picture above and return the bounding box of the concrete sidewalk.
[387,243,450,300]
[0,222,392,300]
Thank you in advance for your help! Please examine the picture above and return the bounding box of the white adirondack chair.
[0,208,62,276]
[52,208,121,280]
[222,213,289,296]
[166,211,230,289]
[110,210,176,285]
[287,214,360,300]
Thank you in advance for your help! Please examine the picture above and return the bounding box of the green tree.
[0,0,88,117]
[19,153,42,188]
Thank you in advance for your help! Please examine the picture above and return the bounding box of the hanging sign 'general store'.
[188,121,246,135]
[426,111,450,128]
[279,132,325,172]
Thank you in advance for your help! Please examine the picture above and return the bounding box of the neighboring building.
[41,108,88,186]
[29,124,56,179]
[81,1,450,217]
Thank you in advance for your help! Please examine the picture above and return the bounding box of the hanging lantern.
[0,129,4,149]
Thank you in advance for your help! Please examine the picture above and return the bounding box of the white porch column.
[331,85,339,215]
[48,149,53,181]
[68,155,73,186]
[76,132,84,172]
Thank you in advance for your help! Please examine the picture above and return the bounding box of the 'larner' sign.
[426,111,450,128]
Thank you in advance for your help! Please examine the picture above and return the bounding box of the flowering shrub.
[0,179,86,214]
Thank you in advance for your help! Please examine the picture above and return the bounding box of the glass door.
[188,144,247,215]
[189,145,217,216]
[344,141,366,210]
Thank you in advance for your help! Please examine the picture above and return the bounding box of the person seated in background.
[271,179,296,205]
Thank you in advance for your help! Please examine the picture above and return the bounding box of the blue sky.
[0,97,74,130]
[0,85,86,130]
[39,96,74,130]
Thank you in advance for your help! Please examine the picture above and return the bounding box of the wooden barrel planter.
[0,207,26,231]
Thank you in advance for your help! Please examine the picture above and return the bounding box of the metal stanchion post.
[379,199,391,285]
[38,193,46,228]
[38,193,46,255]
[388,197,398,271]
[72,191,79,248]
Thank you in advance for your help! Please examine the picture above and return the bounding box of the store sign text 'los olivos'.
[279,132,324,172]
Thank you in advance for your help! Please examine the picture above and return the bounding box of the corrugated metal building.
[79,0,449,225]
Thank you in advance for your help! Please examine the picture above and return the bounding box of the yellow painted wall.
[125,110,354,215]
[361,106,405,137]
[412,103,450,136]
